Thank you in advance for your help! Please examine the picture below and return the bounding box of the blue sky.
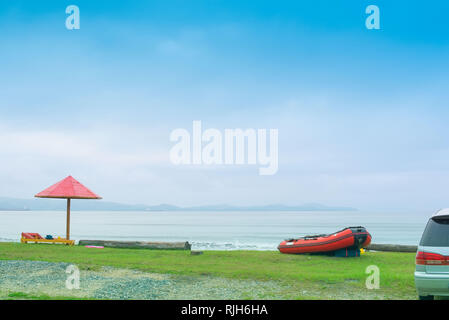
[0,1,448,211]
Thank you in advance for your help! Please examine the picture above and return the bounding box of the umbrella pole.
[66,198,71,240]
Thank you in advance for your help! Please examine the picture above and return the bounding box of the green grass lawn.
[0,242,417,299]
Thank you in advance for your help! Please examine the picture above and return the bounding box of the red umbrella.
[35,176,102,240]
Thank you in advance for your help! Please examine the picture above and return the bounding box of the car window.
[420,218,449,247]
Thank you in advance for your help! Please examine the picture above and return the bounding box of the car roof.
[433,208,449,218]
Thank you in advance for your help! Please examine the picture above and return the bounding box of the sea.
[0,210,431,250]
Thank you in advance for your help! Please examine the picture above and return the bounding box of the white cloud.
[0,128,168,166]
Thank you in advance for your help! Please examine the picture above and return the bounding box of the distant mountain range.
[0,197,356,212]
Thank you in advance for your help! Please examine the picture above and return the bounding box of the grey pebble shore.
[0,260,286,300]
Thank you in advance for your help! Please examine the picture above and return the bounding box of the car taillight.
[416,251,449,265]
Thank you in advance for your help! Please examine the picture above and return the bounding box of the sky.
[0,1,448,211]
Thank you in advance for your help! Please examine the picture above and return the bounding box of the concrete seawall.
[366,243,417,253]
[78,240,191,250]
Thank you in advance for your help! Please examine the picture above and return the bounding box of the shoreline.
[0,239,419,252]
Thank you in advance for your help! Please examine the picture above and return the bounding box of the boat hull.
[278,226,371,254]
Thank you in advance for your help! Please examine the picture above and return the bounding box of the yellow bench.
[20,237,75,246]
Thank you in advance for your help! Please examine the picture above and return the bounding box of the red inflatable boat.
[278,226,371,254]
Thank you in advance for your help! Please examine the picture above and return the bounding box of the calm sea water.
[0,210,431,250]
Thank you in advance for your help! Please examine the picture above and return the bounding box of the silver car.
[415,208,449,300]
